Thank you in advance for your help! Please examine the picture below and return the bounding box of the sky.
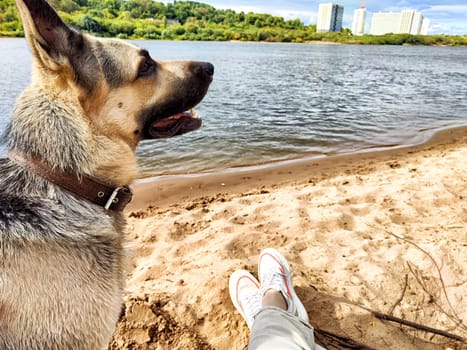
[199,1,467,35]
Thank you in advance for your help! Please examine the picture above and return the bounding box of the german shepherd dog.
[0,0,213,348]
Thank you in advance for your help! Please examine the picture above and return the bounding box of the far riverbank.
[1,31,467,46]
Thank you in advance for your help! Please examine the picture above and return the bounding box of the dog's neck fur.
[5,83,138,187]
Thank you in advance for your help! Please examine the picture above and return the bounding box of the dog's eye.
[138,58,155,77]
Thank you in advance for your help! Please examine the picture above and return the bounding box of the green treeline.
[1,0,466,45]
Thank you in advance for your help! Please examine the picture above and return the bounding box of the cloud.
[201,2,317,23]
[422,5,467,34]
[272,9,317,23]
[423,5,467,13]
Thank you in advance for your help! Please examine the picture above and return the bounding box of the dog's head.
[14,0,213,183]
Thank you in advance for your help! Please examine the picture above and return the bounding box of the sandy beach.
[110,126,466,350]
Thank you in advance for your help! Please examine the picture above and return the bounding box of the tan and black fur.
[0,0,213,349]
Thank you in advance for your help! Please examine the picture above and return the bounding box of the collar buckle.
[104,186,132,210]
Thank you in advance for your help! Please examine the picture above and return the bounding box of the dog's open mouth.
[148,110,202,139]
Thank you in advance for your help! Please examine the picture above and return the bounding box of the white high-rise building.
[352,2,367,36]
[421,18,430,35]
[317,4,333,33]
[370,10,427,35]
[410,12,424,34]
[317,3,344,33]
[400,10,414,33]
[400,10,424,34]
[370,12,401,35]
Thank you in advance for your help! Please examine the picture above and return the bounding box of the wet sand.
[111,126,467,349]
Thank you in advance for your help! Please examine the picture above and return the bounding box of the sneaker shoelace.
[260,270,294,314]
[240,292,262,327]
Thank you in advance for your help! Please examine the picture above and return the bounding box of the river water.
[1,39,466,176]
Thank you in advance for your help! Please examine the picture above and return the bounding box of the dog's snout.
[193,62,214,78]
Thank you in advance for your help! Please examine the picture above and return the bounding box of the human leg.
[248,306,315,350]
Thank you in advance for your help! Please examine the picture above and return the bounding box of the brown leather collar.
[8,153,133,212]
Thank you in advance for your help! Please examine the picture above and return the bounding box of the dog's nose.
[194,62,214,78]
[202,62,214,77]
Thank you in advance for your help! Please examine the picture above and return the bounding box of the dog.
[0,0,213,348]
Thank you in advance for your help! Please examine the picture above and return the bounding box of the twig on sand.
[388,273,408,315]
[315,308,467,350]
[372,310,466,343]
[314,328,379,350]
[382,227,466,331]
[314,309,466,350]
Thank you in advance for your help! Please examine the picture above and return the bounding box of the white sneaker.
[258,248,309,323]
[229,269,261,329]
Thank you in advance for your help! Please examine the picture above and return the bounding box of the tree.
[79,14,102,33]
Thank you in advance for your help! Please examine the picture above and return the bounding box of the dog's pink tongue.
[149,112,202,138]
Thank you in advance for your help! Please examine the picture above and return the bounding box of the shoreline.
[135,122,463,177]
[128,124,467,212]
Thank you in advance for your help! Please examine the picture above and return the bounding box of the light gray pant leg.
[248,307,316,350]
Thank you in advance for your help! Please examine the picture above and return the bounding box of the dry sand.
[110,126,467,350]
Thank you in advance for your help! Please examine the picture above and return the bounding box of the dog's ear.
[15,0,82,70]
[15,0,99,91]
